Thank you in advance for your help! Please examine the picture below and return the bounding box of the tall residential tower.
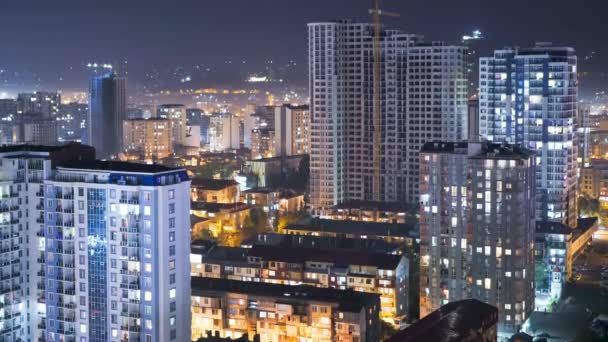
[89,73,127,158]
[308,20,467,210]
[479,44,578,228]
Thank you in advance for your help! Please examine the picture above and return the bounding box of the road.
[563,227,608,315]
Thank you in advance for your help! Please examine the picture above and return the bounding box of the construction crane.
[369,0,399,201]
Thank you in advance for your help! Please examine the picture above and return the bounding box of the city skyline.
[0,0,605,97]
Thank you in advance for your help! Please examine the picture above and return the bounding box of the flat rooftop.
[285,218,418,239]
[192,277,378,312]
[59,160,180,174]
[248,244,403,269]
[191,178,238,190]
[0,144,72,153]
[421,141,469,154]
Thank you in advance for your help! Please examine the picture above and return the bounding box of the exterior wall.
[157,105,188,147]
[191,185,239,203]
[470,155,536,336]
[308,21,467,210]
[43,168,191,342]
[88,74,127,158]
[419,144,472,318]
[479,46,578,228]
[191,287,379,342]
[123,119,173,160]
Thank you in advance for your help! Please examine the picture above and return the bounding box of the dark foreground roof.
[191,178,239,190]
[285,218,418,238]
[192,277,378,312]
[60,160,179,174]
[386,299,498,342]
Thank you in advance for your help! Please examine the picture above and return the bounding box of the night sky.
[1,0,605,95]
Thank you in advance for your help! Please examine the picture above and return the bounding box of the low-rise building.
[581,159,608,203]
[191,202,251,238]
[191,277,381,342]
[191,178,240,203]
[386,299,498,342]
[535,217,599,301]
[190,242,409,326]
[242,188,304,214]
[246,154,305,188]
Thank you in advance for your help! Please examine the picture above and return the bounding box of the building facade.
[419,142,536,337]
[419,142,474,318]
[191,243,408,326]
[43,160,191,342]
[123,119,173,160]
[308,21,467,210]
[274,104,310,156]
[191,277,380,342]
[469,145,535,337]
[0,144,95,342]
[88,73,127,158]
[209,114,240,152]
[157,104,188,148]
[17,91,61,118]
[479,44,578,228]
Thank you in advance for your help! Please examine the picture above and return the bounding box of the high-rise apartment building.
[250,128,275,160]
[274,104,310,156]
[577,103,591,168]
[58,102,88,143]
[89,73,127,158]
[420,142,536,337]
[157,104,188,147]
[479,44,578,228]
[17,91,61,117]
[0,144,95,342]
[123,118,173,160]
[469,144,535,337]
[209,114,240,152]
[43,160,191,342]
[308,20,467,209]
[0,144,191,341]
[419,142,474,318]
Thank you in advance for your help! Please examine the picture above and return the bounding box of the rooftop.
[191,277,378,313]
[421,141,469,154]
[386,299,498,342]
[0,144,72,154]
[244,233,401,255]
[470,143,534,160]
[191,178,239,190]
[285,218,418,239]
[198,245,249,264]
[248,244,403,269]
[59,160,180,174]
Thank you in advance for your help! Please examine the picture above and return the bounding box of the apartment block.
[191,277,380,342]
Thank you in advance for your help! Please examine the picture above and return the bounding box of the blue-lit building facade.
[43,162,191,342]
[88,73,127,159]
[479,44,578,229]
